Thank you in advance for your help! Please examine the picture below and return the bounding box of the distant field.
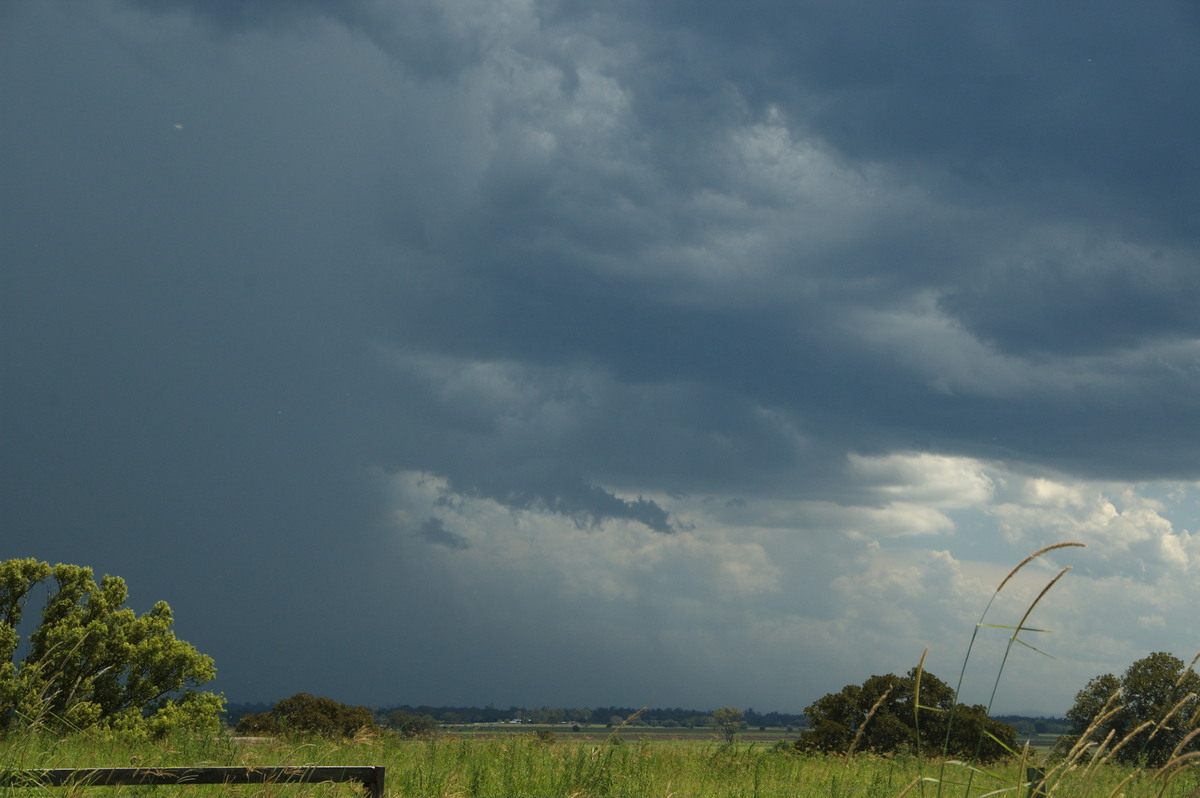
[1021,733,1066,754]
[443,722,1065,750]
[443,723,799,743]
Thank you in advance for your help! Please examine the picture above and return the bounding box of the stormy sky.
[3,0,1200,715]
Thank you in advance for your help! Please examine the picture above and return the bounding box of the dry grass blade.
[1014,741,1032,798]
[845,687,891,762]
[1155,750,1200,790]
[1144,692,1199,746]
[939,543,1085,798]
[994,542,1086,596]
[914,649,927,748]
[1039,691,1123,793]
[1148,725,1200,796]
[913,648,929,798]
[1075,726,1121,796]
[962,564,1075,796]
[1081,719,1160,798]
[603,705,649,745]
[1166,726,1200,764]
[1176,652,1200,687]
[981,566,1073,710]
[1009,567,1071,648]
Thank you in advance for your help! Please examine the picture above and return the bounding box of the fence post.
[368,766,385,798]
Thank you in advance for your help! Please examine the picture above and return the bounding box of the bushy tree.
[1065,652,1200,767]
[232,709,280,735]
[711,707,745,744]
[1,558,222,735]
[795,668,1017,762]
[235,693,379,738]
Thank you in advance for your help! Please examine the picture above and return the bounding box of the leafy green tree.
[235,693,379,738]
[711,706,745,744]
[1,558,221,735]
[1065,652,1200,767]
[795,668,1016,761]
[387,708,438,737]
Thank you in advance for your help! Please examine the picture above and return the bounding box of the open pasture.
[4,730,1200,798]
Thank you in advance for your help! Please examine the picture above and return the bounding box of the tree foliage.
[235,693,379,738]
[710,707,745,744]
[1065,651,1200,767]
[795,668,1017,762]
[387,708,438,737]
[0,558,222,735]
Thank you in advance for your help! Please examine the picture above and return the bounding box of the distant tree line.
[230,695,443,739]
[224,699,1078,738]
[224,702,809,731]
[378,704,808,729]
[224,652,1197,767]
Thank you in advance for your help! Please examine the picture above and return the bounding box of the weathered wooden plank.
[0,766,385,798]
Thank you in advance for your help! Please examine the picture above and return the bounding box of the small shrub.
[234,692,378,738]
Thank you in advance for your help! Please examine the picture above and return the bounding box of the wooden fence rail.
[0,767,385,798]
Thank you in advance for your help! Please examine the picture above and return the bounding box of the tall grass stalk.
[912,648,929,797]
[935,542,1085,798]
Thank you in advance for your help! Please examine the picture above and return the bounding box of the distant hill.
[991,715,1071,735]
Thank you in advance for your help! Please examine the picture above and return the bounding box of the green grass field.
[3,728,1199,798]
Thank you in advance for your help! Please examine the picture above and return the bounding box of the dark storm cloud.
[939,245,1200,355]
[129,0,486,79]
[245,0,1200,487]
[595,2,1200,363]
[629,1,1200,203]
[4,0,1197,539]
[4,0,1200,710]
